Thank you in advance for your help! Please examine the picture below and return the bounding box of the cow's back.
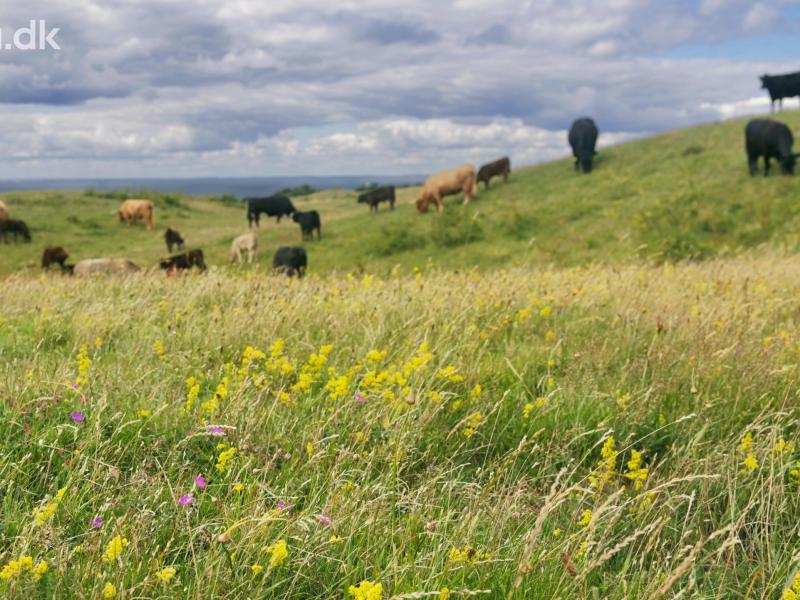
[75,258,140,276]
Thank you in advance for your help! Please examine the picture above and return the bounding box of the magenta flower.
[91,516,102,528]
[71,382,79,390]
[276,500,292,511]
[208,426,225,436]
[319,513,332,526]
[195,475,207,489]
[355,393,365,405]
[70,412,85,423]
[178,494,194,506]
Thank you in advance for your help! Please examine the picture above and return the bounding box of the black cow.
[760,72,800,112]
[357,187,395,212]
[476,157,511,189]
[292,210,321,241]
[273,247,307,277]
[568,118,598,174]
[42,246,69,270]
[164,227,185,254]
[159,249,207,273]
[246,194,296,227]
[0,219,31,243]
[745,119,798,176]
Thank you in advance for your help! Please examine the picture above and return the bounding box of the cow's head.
[579,153,594,174]
[781,153,798,175]
[760,75,769,88]
[416,195,429,213]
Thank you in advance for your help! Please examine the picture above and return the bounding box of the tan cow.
[74,258,141,276]
[230,232,258,264]
[0,200,8,220]
[117,199,155,230]
[416,164,478,213]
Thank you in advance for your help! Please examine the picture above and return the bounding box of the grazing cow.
[273,246,307,277]
[745,119,798,176]
[42,246,69,270]
[476,157,511,189]
[246,194,296,227]
[0,219,31,243]
[292,210,321,240]
[0,200,8,220]
[416,165,478,213]
[358,187,395,212]
[117,199,155,230]
[74,258,140,276]
[569,118,599,174]
[230,233,258,264]
[159,249,207,273]
[164,227,185,254]
[760,72,800,112]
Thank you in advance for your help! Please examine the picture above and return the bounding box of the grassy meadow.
[3,112,800,599]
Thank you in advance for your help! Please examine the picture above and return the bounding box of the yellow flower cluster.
[578,509,593,527]
[348,580,383,600]
[589,436,618,492]
[624,450,649,491]
[437,366,464,384]
[103,582,117,598]
[448,545,491,565]
[185,376,200,412]
[215,445,237,472]
[155,567,176,582]
[101,535,129,563]
[267,539,288,568]
[33,486,67,527]
[784,572,800,600]
[71,343,91,390]
[154,340,166,360]
[463,412,482,438]
[739,432,759,473]
[0,555,47,581]
[523,396,547,418]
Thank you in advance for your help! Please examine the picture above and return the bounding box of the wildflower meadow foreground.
[2,259,800,598]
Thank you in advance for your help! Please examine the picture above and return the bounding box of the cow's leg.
[317,226,321,240]
[764,157,771,177]
[748,154,758,176]
[503,171,509,183]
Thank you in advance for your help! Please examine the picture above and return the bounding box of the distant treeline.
[356,181,422,192]
[83,187,185,208]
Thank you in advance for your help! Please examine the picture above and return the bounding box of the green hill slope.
[2,110,800,276]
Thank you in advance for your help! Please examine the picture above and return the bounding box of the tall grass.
[1,258,799,598]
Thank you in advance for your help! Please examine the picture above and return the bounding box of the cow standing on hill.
[74,258,140,276]
[164,227,185,254]
[760,72,800,112]
[0,219,31,243]
[292,210,321,240]
[230,233,258,263]
[42,246,69,270]
[357,187,395,212]
[568,118,598,174]
[246,194,296,227]
[745,119,798,176]
[476,157,511,189]
[273,247,307,277]
[118,199,155,230]
[416,165,478,213]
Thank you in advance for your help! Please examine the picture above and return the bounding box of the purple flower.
[195,475,207,489]
[178,494,194,506]
[276,500,291,511]
[355,393,365,405]
[91,516,102,528]
[208,426,225,436]
[71,382,79,390]
[70,412,85,423]
[319,513,332,526]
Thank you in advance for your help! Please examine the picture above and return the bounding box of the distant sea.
[0,175,425,198]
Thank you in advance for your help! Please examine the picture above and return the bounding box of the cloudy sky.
[0,0,798,178]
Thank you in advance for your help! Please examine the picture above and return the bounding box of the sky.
[0,0,798,179]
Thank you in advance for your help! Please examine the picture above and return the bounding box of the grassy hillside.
[2,110,800,277]
[2,259,800,598]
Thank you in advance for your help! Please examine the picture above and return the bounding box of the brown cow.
[416,165,478,213]
[117,199,155,230]
[42,246,69,270]
[0,200,8,220]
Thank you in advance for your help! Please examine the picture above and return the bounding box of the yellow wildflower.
[267,539,288,569]
[215,446,237,472]
[624,450,649,491]
[155,567,176,583]
[588,436,618,492]
[33,561,47,580]
[348,580,383,600]
[251,564,263,576]
[578,509,592,527]
[439,588,451,600]
[103,582,117,598]
[463,412,482,438]
[101,535,129,563]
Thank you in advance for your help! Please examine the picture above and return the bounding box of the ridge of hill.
[2,110,800,276]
